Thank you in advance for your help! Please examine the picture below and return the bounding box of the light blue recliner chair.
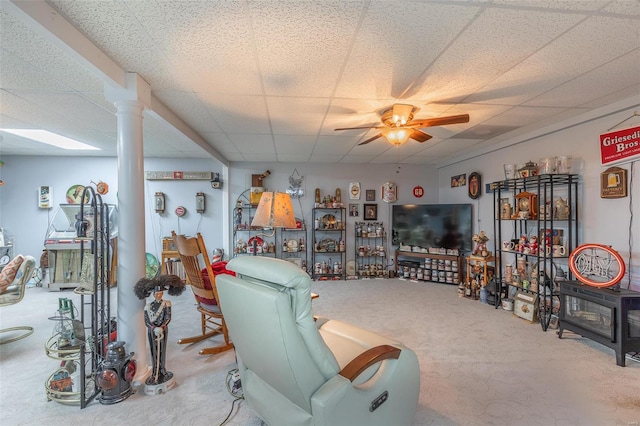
[217,256,420,426]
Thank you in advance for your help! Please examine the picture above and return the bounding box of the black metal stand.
[76,186,113,408]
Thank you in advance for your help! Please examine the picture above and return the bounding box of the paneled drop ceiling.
[1,0,639,166]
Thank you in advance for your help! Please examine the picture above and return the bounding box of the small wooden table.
[466,255,495,287]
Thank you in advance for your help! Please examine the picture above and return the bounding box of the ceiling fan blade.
[358,133,384,146]
[335,125,384,131]
[410,129,433,143]
[409,114,470,128]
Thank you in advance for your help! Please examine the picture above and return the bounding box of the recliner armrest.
[339,344,401,382]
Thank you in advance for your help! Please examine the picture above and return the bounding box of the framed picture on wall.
[364,204,377,220]
[366,189,375,201]
[349,203,359,217]
[451,174,466,187]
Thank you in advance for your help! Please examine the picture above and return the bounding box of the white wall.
[0,157,225,263]
[227,162,439,267]
[0,158,438,270]
[438,97,640,291]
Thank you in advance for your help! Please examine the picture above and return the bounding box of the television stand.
[395,250,462,285]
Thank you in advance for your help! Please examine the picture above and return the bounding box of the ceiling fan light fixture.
[382,127,412,146]
[391,104,414,126]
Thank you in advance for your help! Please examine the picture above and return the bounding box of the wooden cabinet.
[161,237,185,279]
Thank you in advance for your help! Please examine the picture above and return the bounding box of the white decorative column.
[105,73,151,383]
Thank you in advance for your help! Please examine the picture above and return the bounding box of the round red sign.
[413,186,424,198]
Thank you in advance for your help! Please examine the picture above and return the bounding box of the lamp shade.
[383,127,412,145]
[251,192,297,229]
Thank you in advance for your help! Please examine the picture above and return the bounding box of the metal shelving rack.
[44,187,114,407]
[492,173,579,330]
[278,226,308,273]
[354,221,388,278]
[232,188,277,257]
[311,207,346,280]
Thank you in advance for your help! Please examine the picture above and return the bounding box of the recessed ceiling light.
[0,129,100,150]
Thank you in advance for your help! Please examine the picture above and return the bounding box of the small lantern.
[518,161,538,178]
[97,341,136,404]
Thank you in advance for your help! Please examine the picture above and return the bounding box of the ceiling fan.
[335,104,470,146]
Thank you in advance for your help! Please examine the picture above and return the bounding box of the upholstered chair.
[217,256,420,426]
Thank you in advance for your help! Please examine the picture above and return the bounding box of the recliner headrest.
[226,256,311,291]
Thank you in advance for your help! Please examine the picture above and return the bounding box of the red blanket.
[196,261,235,305]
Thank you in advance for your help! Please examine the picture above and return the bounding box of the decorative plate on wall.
[468,172,481,199]
[145,253,160,279]
[66,185,89,204]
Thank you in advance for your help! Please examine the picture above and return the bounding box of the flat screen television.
[392,203,473,251]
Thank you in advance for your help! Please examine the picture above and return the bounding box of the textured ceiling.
[1,0,639,166]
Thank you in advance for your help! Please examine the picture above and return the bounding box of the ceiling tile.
[335,1,481,100]
[525,50,640,107]
[491,0,611,11]
[274,135,316,154]
[198,93,270,134]
[267,97,330,134]
[276,154,312,163]
[249,1,364,97]
[241,153,277,162]
[413,7,585,102]
[314,134,361,156]
[228,134,275,154]
[308,154,346,163]
[155,90,223,133]
[602,1,640,15]
[1,0,639,165]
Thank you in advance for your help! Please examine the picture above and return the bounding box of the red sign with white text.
[600,125,640,165]
[413,186,424,198]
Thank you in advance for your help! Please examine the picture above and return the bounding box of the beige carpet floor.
[1,278,639,425]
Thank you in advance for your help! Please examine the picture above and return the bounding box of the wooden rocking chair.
[171,231,233,356]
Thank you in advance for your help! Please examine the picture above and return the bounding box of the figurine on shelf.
[472,231,490,257]
[234,207,243,229]
[529,235,539,255]
[554,197,570,220]
[519,235,529,253]
[134,274,186,393]
[212,248,223,263]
